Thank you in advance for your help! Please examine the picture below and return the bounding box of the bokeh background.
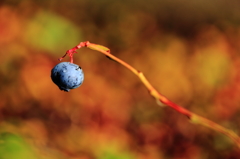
[1,0,240,158]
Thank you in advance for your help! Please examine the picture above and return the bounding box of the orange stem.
[61,41,240,149]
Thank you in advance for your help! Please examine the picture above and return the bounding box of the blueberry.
[51,62,84,92]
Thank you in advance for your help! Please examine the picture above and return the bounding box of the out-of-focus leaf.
[0,7,21,44]
[23,11,82,54]
[98,145,134,159]
[194,49,230,88]
[0,133,38,159]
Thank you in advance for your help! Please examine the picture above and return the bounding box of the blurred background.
[1,0,240,158]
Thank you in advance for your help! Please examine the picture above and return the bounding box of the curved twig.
[59,41,240,149]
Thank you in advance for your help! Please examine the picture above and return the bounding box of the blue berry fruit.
[51,62,84,92]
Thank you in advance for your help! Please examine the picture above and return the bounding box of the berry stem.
[59,42,88,63]
[60,41,240,149]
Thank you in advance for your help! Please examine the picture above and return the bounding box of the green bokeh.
[98,145,134,159]
[24,11,82,54]
[0,133,37,159]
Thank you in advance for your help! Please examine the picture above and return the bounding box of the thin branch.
[60,41,240,149]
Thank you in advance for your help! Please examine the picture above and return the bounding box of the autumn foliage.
[1,0,240,158]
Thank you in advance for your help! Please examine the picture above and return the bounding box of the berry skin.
[51,62,84,92]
